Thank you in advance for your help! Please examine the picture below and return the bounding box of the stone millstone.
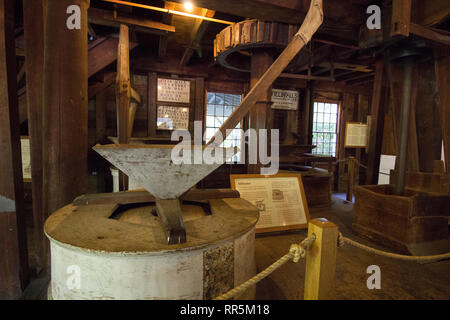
[93,144,235,199]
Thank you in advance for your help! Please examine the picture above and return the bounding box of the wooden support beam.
[366,59,388,185]
[412,0,450,26]
[347,157,356,202]
[248,50,273,174]
[88,7,175,35]
[96,90,107,143]
[434,46,450,175]
[89,37,137,78]
[280,72,334,82]
[304,218,338,300]
[42,0,89,217]
[391,0,412,37]
[23,0,46,273]
[409,23,450,46]
[0,0,29,299]
[116,24,131,144]
[147,72,158,137]
[180,9,215,66]
[88,71,116,98]
[16,62,25,84]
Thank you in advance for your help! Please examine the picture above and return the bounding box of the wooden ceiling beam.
[88,71,116,99]
[180,8,215,66]
[88,7,175,35]
[88,37,137,78]
[412,0,450,26]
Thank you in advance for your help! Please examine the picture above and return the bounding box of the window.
[205,92,242,162]
[312,102,339,156]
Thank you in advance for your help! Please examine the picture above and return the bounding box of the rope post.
[346,157,356,202]
[304,218,339,300]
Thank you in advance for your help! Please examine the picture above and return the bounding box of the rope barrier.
[338,232,450,263]
[213,234,316,300]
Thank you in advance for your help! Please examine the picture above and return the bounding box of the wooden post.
[347,157,356,202]
[434,45,450,175]
[42,0,89,216]
[248,50,273,174]
[391,0,412,37]
[366,59,388,185]
[95,90,107,143]
[304,218,338,300]
[23,0,46,272]
[0,0,30,298]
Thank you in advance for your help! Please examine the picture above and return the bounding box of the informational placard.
[21,137,31,181]
[157,78,190,103]
[345,122,369,148]
[271,89,299,110]
[157,106,189,130]
[230,173,310,233]
[379,154,396,185]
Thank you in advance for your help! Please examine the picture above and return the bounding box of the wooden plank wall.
[0,0,29,299]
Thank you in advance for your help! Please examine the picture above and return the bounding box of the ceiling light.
[183,1,194,12]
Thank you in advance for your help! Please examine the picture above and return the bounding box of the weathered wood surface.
[353,185,449,254]
[391,0,412,37]
[42,0,89,216]
[434,46,450,175]
[23,0,46,273]
[0,0,29,299]
[73,188,240,206]
[248,50,273,174]
[214,19,300,72]
[208,0,323,146]
[304,218,338,300]
[366,59,388,184]
[88,7,175,35]
[390,171,450,195]
[88,37,138,78]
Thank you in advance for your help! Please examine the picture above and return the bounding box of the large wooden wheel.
[214,19,300,72]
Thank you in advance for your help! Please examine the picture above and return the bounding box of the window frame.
[204,90,244,163]
[311,101,340,157]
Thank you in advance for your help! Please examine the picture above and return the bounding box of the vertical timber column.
[248,50,273,174]
[43,0,89,216]
[0,0,29,299]
[434,46,450,175]
[116,24,130,190]
[304,218,338,300]
[366,59,388,185]
[23,0,46,273]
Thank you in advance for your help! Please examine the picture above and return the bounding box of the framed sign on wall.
[345,122,369,148]
[157,106,189,130]
[271,89,299,110]
[157,78,190,103]
[21,136,31,181]
[230,173,310,233]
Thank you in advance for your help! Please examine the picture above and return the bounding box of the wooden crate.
[353,185,449,254]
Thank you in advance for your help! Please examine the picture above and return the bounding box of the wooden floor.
[22,194,450,300]
[254,194,450,300]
